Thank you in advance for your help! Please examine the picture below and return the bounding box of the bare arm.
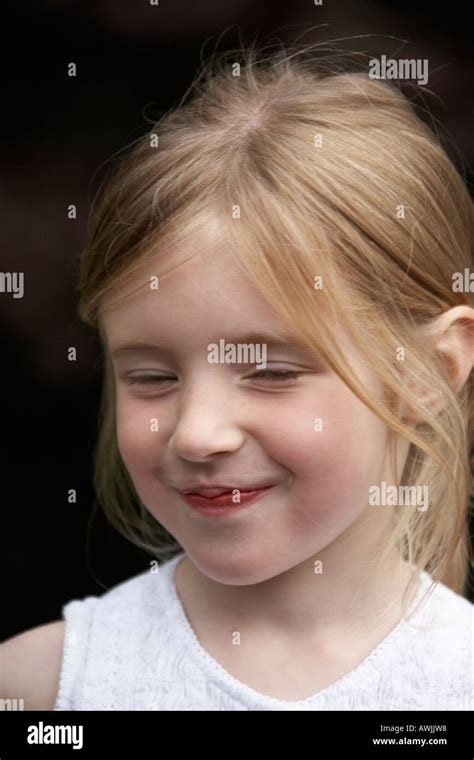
[0,621,65,710]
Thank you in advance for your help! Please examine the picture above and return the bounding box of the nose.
[168,383,245,462]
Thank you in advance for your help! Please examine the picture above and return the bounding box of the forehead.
[99,240,305,349]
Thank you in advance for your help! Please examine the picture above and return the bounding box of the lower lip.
[179,486,274,516]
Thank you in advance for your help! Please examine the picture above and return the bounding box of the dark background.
[1,0,473,641]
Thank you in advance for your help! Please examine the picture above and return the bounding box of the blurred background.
[1,0,473,640]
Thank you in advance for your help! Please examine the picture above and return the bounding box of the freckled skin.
[101,236,408,588]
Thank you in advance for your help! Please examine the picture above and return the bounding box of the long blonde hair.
[78,42,473,600]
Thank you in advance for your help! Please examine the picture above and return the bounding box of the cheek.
[261,384,389,521]
[115,399,158,481]
[115,400,182,534]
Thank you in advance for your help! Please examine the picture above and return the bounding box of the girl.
[2,43,473,710]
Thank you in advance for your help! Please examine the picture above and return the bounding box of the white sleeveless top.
[53,552,473,711]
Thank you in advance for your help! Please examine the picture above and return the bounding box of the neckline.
[164,552,432,708]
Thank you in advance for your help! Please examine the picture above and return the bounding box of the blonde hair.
[78,42,473,603]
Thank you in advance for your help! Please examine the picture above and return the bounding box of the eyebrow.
[109,331,319,360]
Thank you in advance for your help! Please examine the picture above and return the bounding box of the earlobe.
[397,385,444,425]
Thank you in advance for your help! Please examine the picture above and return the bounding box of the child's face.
[101,231,406,585]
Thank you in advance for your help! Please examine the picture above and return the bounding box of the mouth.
[180,484,275,497]
[177,484,276,515]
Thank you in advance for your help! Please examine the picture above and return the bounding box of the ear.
[399,305,474,423]
[432,305,474,393]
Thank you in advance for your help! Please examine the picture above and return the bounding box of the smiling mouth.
[180,484,276,497]
[178,485,276,512]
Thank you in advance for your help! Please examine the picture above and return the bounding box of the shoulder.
[1,555,185,711]
[0,620,65,710]
[0,572,150,712]
[419,578,473,630]
[402,577,473,708]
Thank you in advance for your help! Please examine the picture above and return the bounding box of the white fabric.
[53,551,473,711]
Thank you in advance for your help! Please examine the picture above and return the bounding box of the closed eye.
[248,370,303,381]
[123,369,305,388]
[125,374,175,385]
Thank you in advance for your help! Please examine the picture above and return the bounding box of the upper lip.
[179,483,275,495]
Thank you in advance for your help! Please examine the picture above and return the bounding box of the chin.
[188,545,317,588]
[184,547,279,586]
